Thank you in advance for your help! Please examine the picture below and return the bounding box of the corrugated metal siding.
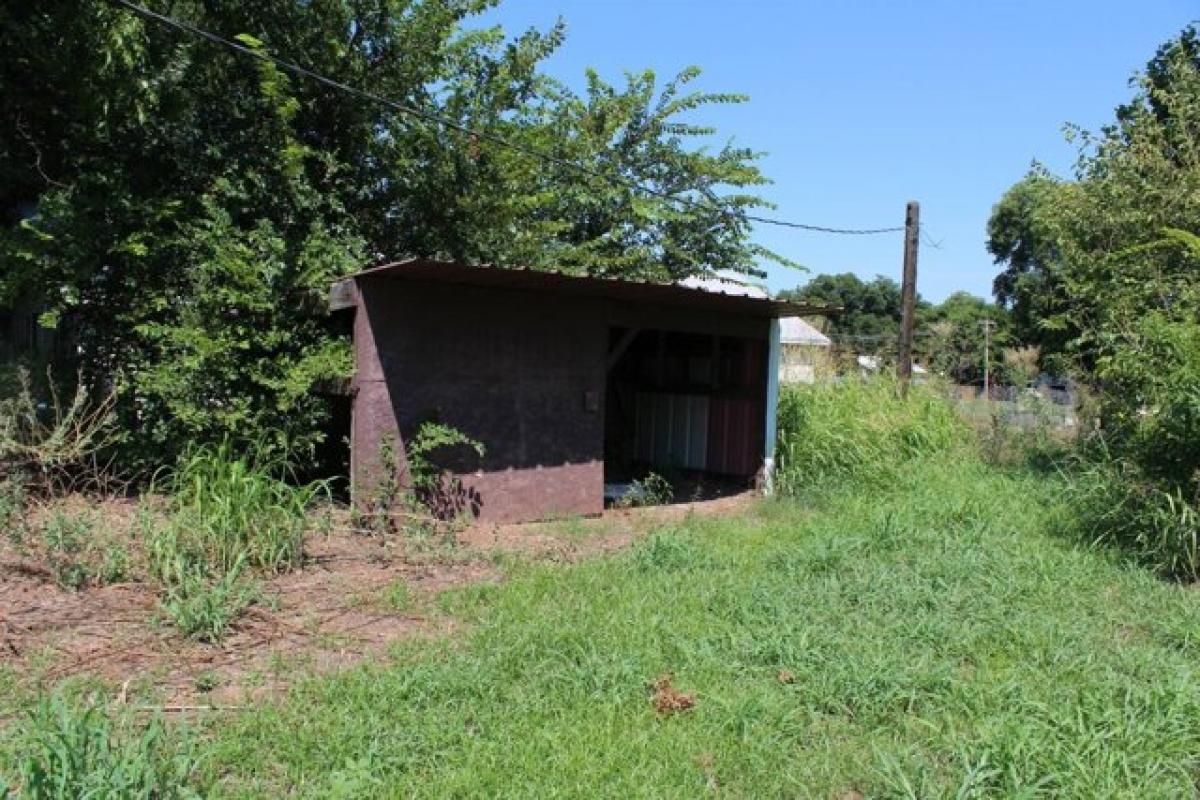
[635,392,709,471]
[707,397,762,477]
[353,279,606,523]
[634,390,760,477]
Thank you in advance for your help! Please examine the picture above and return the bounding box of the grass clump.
[146,439,327,641]
[633,527,709,572]
[39,510,103,591]
[4,502,132,591]
[155,439,327,576]
[775,376,968,494]
[382,578,413,613]
[3,692,198,799]
[1061,450,1200,581]
[155,554,258,643]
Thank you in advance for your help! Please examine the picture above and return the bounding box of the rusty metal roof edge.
[344,258,837,318]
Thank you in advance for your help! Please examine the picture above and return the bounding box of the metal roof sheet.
[677,274,770,299]
[342,259,832,319]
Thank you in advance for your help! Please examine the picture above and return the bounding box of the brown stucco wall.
[350,276,771,524]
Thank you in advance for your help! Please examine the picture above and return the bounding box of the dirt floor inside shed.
[0,493,752,710]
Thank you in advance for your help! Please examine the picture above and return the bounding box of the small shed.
[331,260,822,523]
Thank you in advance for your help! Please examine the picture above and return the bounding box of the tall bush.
[987,27,1200,577]
[1065,313,1200,579]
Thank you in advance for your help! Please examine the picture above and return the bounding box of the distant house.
[331,261,825,523]
[1032,374,1077,406]
[778,317,831,384]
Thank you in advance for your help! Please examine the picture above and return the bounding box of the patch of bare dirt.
[0,531,499,708]
[1,493,754,708]
[458,491,755,561]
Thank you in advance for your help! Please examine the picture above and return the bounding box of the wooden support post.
[897,201,920,398]
[762,318,782,495]
[980,319,995,401]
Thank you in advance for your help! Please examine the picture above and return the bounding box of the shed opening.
[603,326,765,505]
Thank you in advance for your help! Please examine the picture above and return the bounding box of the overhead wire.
[920,227,945,250]
[106,0,908,237]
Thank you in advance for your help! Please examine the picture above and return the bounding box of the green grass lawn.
[199,459,1200,798]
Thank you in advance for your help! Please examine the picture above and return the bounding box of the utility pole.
[897,201,920,397]
[980,319,995,401]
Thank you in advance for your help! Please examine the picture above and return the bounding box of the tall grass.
[14,376,1200,795]
[4,693,197,799]
[156,553,259,642]
[153,439,327,576]
[1062,448,1200,581]
[775,376,968,495]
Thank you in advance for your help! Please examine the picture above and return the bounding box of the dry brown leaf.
[649,672,696,716]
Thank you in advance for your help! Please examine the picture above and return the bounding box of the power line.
[106,0,906,237]
[920,227,944,250]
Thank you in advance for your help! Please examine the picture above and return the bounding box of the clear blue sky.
[482,1,1195,302]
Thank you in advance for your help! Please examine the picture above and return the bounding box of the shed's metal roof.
[677,274,769,299]
[342,259,832,319]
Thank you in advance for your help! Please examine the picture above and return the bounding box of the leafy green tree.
[780,273,911,339]
[1084,33,1200,506]
[988,25,1200,566]
[501,67,794,280]
[986,172,1071,359]
[989,26,1200,376]
[917,292,1010,385]
[0,0,787,467]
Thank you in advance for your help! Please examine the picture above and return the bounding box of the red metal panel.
[707,396,763,477]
